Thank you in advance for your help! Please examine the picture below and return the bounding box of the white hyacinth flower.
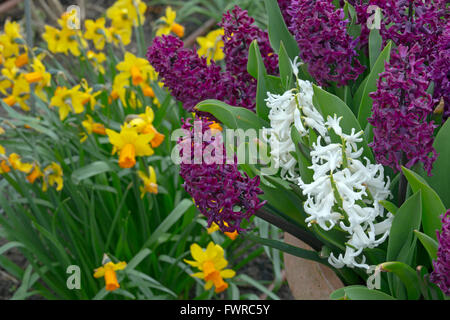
[263,62,329,181]
[264,56,393,270]
[299,115,392,269]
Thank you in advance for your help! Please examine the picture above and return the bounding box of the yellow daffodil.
[86,50,106,74]
[108,25,132,46]
[138,165,158,198]
[24,56,51,101]
[58,27,83,56]
[84,18,110,50]
[156,6,184,38]
[81,115,106,142]
[0,160,10,174]
[8,153,33,173]
[42,25,63,53]
[106,125,154,168]
[127,106,165,148]
[0,61,18,94]
[94,260,127,291]
[42,162,63,192]
[3,75,30,111]
[0,20,22,58]
[14,52,28,68]
[197,29,225,64]
[184,242,235,293]
[117,52,156,86]
[206,222,239,240]
[80,80,101,110]
[107,0,146,29]
[50,85,89,120]
[26,164,43,184]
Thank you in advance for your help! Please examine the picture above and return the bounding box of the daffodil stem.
[25,0,36,115]
[255,207,323,252]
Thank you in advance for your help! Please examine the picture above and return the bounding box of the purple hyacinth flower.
[178,117,265,233]
[146,35,231,116]
[368,44,438,175]
[430,210,450,296]
[219,6,279,111]
[287,0,365,87]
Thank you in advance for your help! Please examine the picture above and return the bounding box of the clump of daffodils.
[111,52,160,108]
[0,144,63,192]
[264,57,393,269]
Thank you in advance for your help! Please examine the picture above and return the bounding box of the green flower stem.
[255,206,323,251]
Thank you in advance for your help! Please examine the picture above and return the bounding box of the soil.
[237,248,294,300]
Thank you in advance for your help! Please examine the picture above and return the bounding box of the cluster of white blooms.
[298,115,393,269]
[262,57,393,269]
[262,58,329,181]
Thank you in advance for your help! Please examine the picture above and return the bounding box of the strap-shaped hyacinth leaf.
[425,119,450,208]
[402,166,446,241]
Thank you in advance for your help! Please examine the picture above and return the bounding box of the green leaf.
[425,119,450,208]
[247,40,261,79]
[236,274,280,300]
[386,191,422,298]
[71,161,114,185]
[195,99,268,130]
[259,184,307,228]
[387,191,422,262]
[312,85,374,162]
[343,286,396,300]
[244,233,327,266]
[380,262,421,300]
[413,230,438,261]
[357,41,392,129]
[126,248,152,271]
[278,41,293,89]
[143,199,193,248]
[263,0,299,58]
[0,241,24,255]
[368,28,383,69]
[330,285,359,300]
[344,1,357,23]
[402,166,446,241]
[291,126,314,184]
[379,200,398,215]
[248,40,272,121]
